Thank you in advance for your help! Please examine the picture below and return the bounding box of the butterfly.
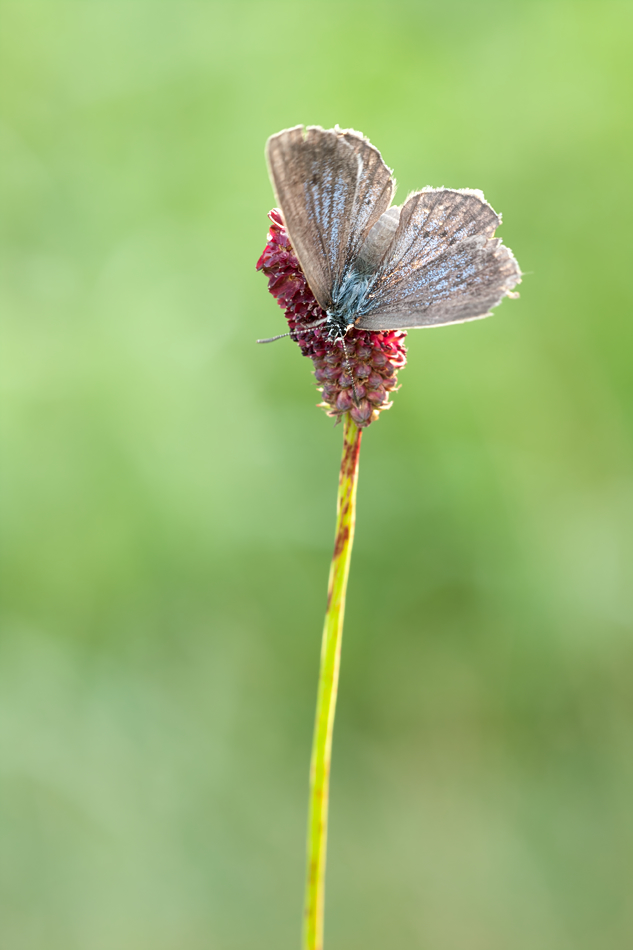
[265,125,521,342]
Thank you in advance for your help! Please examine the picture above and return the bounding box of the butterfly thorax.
[326,270,375,340]
[323,205,403,340]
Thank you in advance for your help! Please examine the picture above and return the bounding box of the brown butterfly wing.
[266,126,394,311]
[335,127,395,260]
[356,188,521,329]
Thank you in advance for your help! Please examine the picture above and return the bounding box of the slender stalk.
[303,414,362,950]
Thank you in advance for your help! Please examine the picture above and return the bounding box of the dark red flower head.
[256,210,407,428]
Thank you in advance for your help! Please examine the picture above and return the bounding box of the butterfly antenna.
[257,331,293,343]
[256,317,328,344]
[341,335,359,405]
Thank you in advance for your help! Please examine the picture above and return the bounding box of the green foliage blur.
[2,2,632,948]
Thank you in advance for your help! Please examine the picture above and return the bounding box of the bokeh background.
[2,1,633,948]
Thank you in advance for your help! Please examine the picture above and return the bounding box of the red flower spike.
[256,209,408,428]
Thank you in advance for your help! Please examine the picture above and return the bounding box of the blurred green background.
[2,1,633,948]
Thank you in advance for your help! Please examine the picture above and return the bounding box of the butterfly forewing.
[356,188,521,330]
[266,127,358,310]
[266,126,395,311]
[388,189,500,274]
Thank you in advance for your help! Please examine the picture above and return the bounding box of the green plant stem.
[303,414,362,950]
